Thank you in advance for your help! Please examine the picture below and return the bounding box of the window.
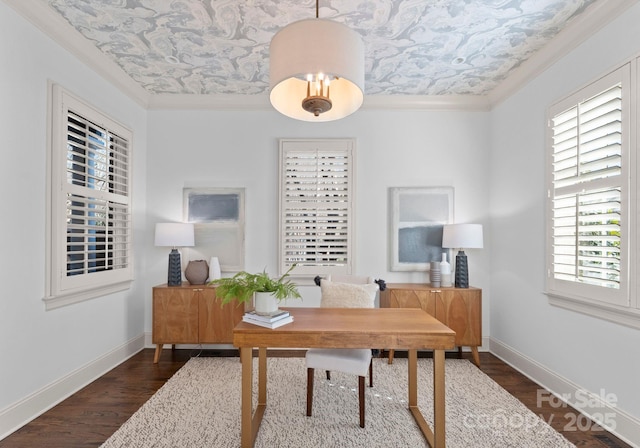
[279,139,355,277]
[546,63,640,327]
[45,84,133,309]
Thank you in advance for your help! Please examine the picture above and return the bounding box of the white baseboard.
[490,337,640,448]
[0,334,145,441]
[143,331,237,351]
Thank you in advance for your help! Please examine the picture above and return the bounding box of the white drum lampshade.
[269,18,364,122]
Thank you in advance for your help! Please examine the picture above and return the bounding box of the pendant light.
[269,0,364,122]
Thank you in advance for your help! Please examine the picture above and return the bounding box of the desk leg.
[240,347,253,448]
[408,349,417,407]
[408,349,446,448]
[433,349,446,447]
[409,349,436,447]
[240,347,267,448]
[258,347,267,407]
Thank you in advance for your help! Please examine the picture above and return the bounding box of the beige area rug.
[101,357,574,448]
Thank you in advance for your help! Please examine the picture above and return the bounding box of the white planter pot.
[254,292,279,316]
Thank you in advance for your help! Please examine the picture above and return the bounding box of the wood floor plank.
[0,349,630,448]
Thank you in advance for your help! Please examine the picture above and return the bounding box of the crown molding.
[4,0,151,108]
[488,0,639,107]
[362,94,491,111]
[145,92,491,111]
[146,93,271,110]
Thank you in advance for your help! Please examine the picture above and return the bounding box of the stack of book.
[242,309,293,329]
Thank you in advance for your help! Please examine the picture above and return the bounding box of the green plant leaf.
[208,264,301,305]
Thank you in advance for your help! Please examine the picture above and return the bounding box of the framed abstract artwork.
[183,187,245,272]
[389,187,454,271]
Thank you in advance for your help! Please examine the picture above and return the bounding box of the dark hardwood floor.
[0,349,630,448]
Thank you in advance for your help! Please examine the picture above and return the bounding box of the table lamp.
[154,223,195,286]
[442,224,483,288]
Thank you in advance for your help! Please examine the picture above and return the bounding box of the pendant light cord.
[316,0,319,18]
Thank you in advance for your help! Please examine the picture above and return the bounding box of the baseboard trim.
[0,334,145,441]
[490,337,640,448]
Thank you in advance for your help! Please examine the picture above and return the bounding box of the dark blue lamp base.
[167,248,182,286]
[454,250,469,288]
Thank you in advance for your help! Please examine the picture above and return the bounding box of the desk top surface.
[233,307,455,350]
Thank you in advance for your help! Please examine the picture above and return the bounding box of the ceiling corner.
[4,0,151,108]
[488,0,639,107]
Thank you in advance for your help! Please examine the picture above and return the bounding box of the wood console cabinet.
[380,284,482,367]
[152,284,245,363]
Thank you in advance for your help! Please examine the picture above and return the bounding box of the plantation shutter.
[547,68,628,306]
[65,110,131,277]
[279,139,355,276]
[46,85,133,308]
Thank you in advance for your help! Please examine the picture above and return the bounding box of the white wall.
[0,1,492,436]
[145,108,492,317]
[490,1,640,442]
[0,2,148,437]
[10,0,640,444]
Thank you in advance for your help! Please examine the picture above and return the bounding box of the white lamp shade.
[269,18,364,122]
[154,223,195,247]
[442,224,483,249]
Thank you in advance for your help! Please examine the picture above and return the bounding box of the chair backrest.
[326,274,375,285]
[319,277,378,309]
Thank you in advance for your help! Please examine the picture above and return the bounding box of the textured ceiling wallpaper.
[46,0,599,97]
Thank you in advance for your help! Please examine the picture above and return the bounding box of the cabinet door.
[152,288,199,343]
[439,288,481,346]
[387,289,437,317]
[199,289,245,343]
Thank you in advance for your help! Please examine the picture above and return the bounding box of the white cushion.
[306,348,372,377]
[320,280,378,308]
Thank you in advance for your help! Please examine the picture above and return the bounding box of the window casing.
[546,62,640,327]
[45,84,133,309]
[279,139,355,277]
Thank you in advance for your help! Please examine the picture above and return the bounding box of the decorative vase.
[430,261,441,288]
[254,292,279,316]
[209,256,221,281]
[440,252,452,287]
[185,260,209,285]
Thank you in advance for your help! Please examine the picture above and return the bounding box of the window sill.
[547,292,640,330]
[43,280,133,310]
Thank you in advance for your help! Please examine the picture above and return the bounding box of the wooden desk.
[233,307,456,448]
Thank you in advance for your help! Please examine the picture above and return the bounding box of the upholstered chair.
[305,276,379,428]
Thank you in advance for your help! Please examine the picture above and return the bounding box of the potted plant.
[209,264,301,315]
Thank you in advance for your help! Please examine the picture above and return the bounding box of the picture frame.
[183,187,245,272]
[389,186,454,271]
